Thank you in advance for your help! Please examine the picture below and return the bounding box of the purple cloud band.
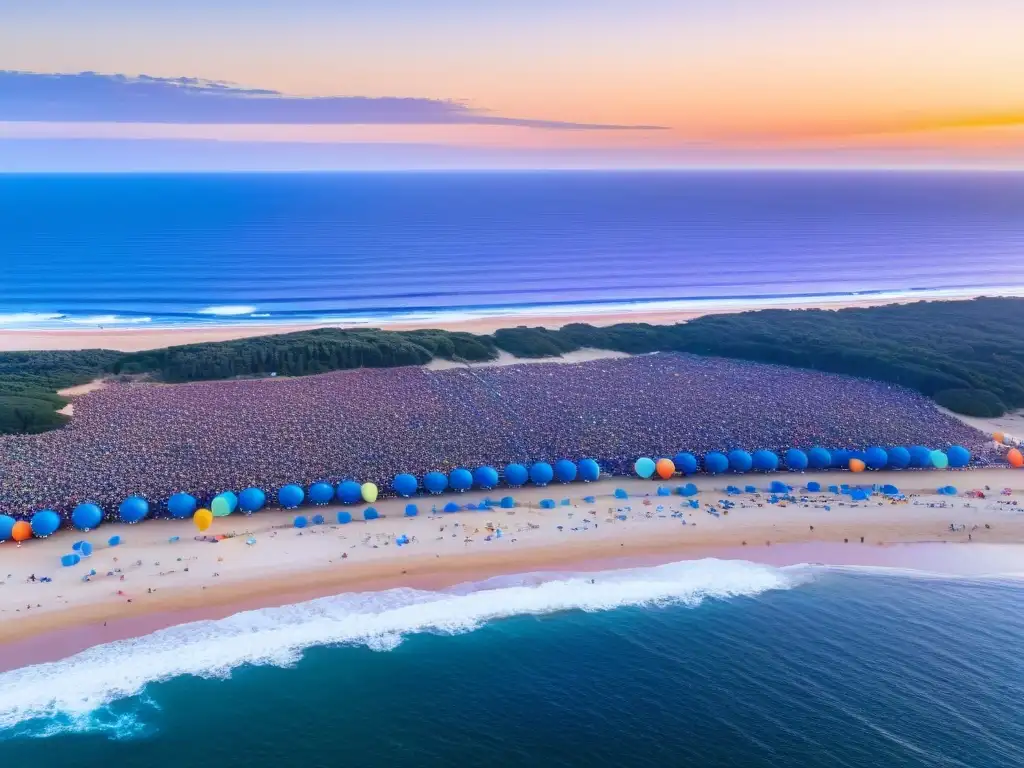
[0,71,665,130]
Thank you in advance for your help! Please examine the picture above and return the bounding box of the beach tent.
[278,484,305,509]
[293,516,308,528]
[752,450,779,472]
[634,457,656,479]
[909,446,933,468]
[309,482,335,505]
[865,447,888,470]
[785,449,808,471]
[930,450,949,469]
[704,452,729,475]
[614,488,629,499]
[449,468,473,492]
[504,464,528,487]
[473,466,500,489]
[806,481,821,492]
[337,511,352,524]
[530,462,555,486]
[337,480,362,504]
[405,504,419,517]
[500,497,516,509]
[728,450,753,473]
[579,458,601,482]
[947,446,971,468]
[167,493,197,520]
[674,452,699,476]
[887,447,912,470]
[239,487,266,513]
[555,459,578,483]
[539,499,556,509]
[118,497,149,524]
[312,514,325,525]
[0,515,16,542]
[443,502,461,513]
[392,473,419,497]
[808,447,831,470]
[72,502,103,530]
[363,508,379,521]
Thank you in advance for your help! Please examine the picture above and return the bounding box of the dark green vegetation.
[2,298,1022,434]
[0,350,122,433]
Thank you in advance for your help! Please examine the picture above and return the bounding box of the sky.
[1,0,1023,170]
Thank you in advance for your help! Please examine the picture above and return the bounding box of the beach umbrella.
[337,480,362,504]
[704,452,729,475]
[71,502,103,531]
[555,459,578,483]
[211,494,234,518]
[363,507,379,521]
[449,468,473,492]
[193,508,213,532]
[752,450,779,473]
[503,464,528,487]
[278,484,305,509]
[655,458,676,480]
[167,493,197,519]
[634,457,656,479]
[887,447,911,469]
[392,473,418,497]
[337,511,352,524]
[530,462,555,486]
[361,482,379,503]
[673,452,699,476]
[309,482,335,505]
[473,466,500,489]
[807,447,831,470]
[865,447,888,470]
[30,509,61,537]
[239,487,266,513]
[118,497,149,524]
[405,504,419,517]
[947,446,971,468]
[930,450,949,469]
[578,458,601,482]
[849,458,866,473]
[0,515,16,542]
[424,471,449,494]
[293,516,308,529]
[909,446,933,468]
[1008,448,1023,468]
[785,449,808,471]
[728,450,753,473]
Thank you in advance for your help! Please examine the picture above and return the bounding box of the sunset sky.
[2,0,1023,170]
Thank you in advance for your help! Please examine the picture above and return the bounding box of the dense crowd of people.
[0,353,996,518]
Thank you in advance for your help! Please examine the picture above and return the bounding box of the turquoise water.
[2,561,1023,766]
[3,172,1024,328]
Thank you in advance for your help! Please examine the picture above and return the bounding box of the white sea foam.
[197,305,258,316]
[0,313,65,326]
[0,558,805,732]
[65,315,152,326]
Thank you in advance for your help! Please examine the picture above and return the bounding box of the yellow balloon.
[361,482,378,503]
[194,508,213,532]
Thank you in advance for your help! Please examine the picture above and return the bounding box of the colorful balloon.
[578,458,601,482]
[309,482,335,505]
[278,484,305,509]
[1008,448,1024,468]
[503,464,528,487]
[118,496,149,524]
[994,431,1005,445]
[12,520,32,542]
[752,450,779,472]
[31,509,61,537]
[239,487,266,513]
[193,508,213,531]
[704,452,729,475]
[361,482,379,503]
[655,458,675,480]
[72,502,103,531]
[167,493,197,519]
[887,447,911,469]
[424,471,449,494]
[864,447,888,470]
[807,447,831,469]
[728,450,752,473]
[337,480,362,504]
[849,458,866,472]
[930,450,949,469]
[785,449,808,471]
[946,446,970,468]
[554,460,578,483]
[634,457,656,479]
[392,474,419,497]
[449,469,473,492]
[473,466,500,489]
[211,494,233,517]
[529,462,554,486]
[673,452,698,476]
[0,515,16,541]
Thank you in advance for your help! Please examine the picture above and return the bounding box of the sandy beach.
[2,469,1021,669]
[0,294,953,353]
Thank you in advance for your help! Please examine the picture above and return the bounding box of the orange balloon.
[655,458,675,480]
[1009,448,1024,468]
[848,458,866,473]
[11,521,32,542]
[994,432,1005,445]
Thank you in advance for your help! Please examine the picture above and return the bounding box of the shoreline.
[0,293,1003,353]
[1,470,1021,670]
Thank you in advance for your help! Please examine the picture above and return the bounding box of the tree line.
[2,298,1021,434]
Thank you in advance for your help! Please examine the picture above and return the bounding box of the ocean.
[2,560,1023,767]
[2,171,1024,329]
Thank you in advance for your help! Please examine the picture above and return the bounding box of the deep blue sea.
[2,560,1024,767]
[2,172,1024,328]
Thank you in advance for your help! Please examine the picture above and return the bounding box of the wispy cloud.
[0,71,665,130]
